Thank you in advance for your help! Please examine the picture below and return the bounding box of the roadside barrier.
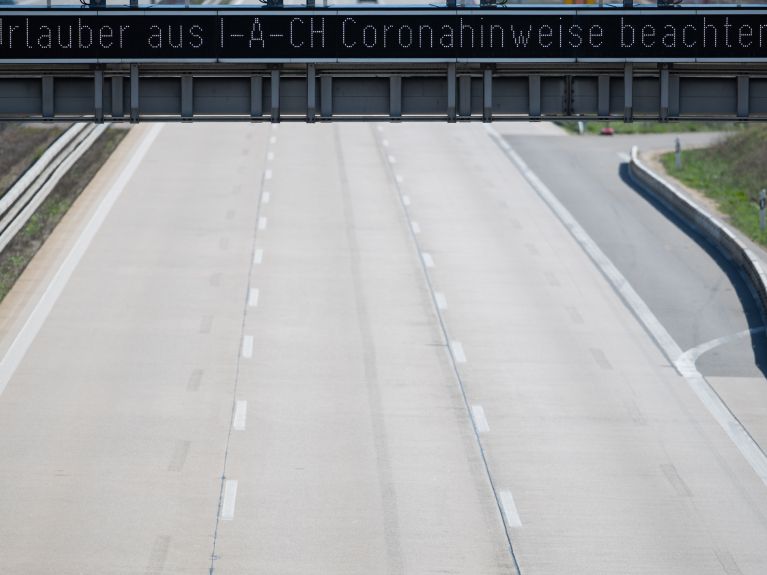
[629,145,767,323]
[0,123,107,253]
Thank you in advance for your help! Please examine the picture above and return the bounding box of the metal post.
[760,190,766,232]
[447,63,456,123]
[94,70,104,123]
[660,68,669,122]
[270,69,280,123]
[181,75,193,120]
[675,137,681,170]
[390,75,402,120]
[42,76,54,119]
[320,76,332,119]
[307,64,316,123]
[250,76,263,119]
[482,69,492,123]
[130,64,139,123]
[623,63,633,123]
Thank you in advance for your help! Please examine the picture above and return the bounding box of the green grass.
[0,127,128,302]
[660,126,767,246]
[559,120,745,135]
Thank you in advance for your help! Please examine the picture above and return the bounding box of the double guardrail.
[0,123,107,254]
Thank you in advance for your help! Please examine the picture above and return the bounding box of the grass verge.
[0,126,129,303]
[558,120,744,135]
[660,126,767,246]
[0,124,67,197]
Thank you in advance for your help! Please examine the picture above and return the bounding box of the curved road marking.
[677,327,766,367]
[485,125,767,488]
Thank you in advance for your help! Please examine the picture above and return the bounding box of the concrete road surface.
[0,121,766,574]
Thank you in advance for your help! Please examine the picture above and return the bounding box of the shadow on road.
[618,162,767,378]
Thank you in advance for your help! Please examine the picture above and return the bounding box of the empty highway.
[0,120,766,574]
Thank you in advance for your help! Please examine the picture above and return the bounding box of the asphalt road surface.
[0,121,766,574]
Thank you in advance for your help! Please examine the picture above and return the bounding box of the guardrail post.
[390,75,402,120]
[320,75,332,119]
[112,76,124,119]
[737,75,749,119]
[482,69,492,123]
[130,64,140,123]
[598,74,610,118]
[623,63,633,123]
[181,75,193,120]
[94,70,104,123]
[307,64,316,123]
[42,76,54,119]
[447,63,456,123]
[529,74,541,119]
[250,76,263,119]
[458,75,471,118]
[270,69,280,123]
[660,67,669,122]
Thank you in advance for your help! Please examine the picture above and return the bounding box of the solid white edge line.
[0,124,164,398]
[450,341,467,364]
[242,335,254,359]
[485,124,767,488]
[221,479,238,520]
[233,400,247,431]
[422,252,435,268]
[434,292,448,310]
[471,405,490,433]
[253,249,264,265]
[499,490,522,528]
[248,288,260,308]
[258,217,268,231]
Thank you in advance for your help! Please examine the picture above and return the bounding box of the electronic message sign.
[0,8,765,62]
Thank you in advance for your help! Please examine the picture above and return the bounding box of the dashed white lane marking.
[269,136,277,144]
[253,249,264,265]
[617,152,631,163]
[450,341,467,363]
[262,191,271,204]
[471,405,490,433]
[421,252,435,268]
[402,195,411,206]
[485,124,767,489]
[258,217,268,230]
[382,139,390,147]
[499,490,522,528]
[271,124,279,131]
[221,480,238,520]
[411,221,421,234]
[434,292,448,310]
[264,168,273,181]
[233,400,247,431]
[267,151,275,161]
[395,175,404,184]
[248,288,260,308]
[376,125,384,132]
[0,124,164,398]
[241,335,254,359]
[388,155,397,164]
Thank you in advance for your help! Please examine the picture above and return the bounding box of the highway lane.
[0,120,767,574]
[506,130,766,379]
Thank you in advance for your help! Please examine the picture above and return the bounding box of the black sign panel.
[0,8,766,61]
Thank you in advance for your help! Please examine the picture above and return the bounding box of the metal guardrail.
[0,122,107,253]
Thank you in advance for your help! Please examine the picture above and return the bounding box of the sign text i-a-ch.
[0,11,766,60]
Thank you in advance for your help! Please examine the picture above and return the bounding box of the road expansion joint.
[207,126,273,575]
[371,124,523,575]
